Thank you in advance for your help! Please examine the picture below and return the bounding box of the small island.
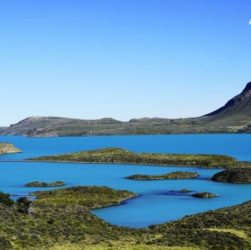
[192,192,218,198]
[0,143,21,154]
[28,147,246,169]
[24,181,65,187]
[212,169,251,184]
[126,171,199,180]
[171,189,193,193]
[33,186,137,209]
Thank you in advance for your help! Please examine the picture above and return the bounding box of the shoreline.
[25,159,226,169]
[0,159,225,170]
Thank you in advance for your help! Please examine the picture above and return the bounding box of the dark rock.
[192,192,218,198]
[212,168,251,184]
[180,189,192,193]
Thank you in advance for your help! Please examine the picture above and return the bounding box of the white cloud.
[249,19,251,25]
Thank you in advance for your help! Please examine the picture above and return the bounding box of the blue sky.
[0,0,251,126]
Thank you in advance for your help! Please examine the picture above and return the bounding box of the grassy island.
[25,181,65,187]
[27,147,250,169]
[127,171,199,180]
[0,186,250,249]
[33,186,137,209]
[0,143,21,154]
[212,168,251,184]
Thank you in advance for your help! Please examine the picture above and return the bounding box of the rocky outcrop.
[0,143,21,154]
[206,82,251,117]
[212,169,251,184]
[192,192,218,198]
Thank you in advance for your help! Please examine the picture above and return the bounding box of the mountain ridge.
[1,82,251,136]
[205,81,251,117]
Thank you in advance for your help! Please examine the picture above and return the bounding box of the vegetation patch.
[49,243,201,250]
[126,171,199,180]
[0,192,15,207]
[25,181,65,187]
[28,147,248,169]
[33,186,137,209]
[0,186,250,249]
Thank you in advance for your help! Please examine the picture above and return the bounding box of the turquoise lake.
[0,134,251,228]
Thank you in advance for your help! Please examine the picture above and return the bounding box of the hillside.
[206,82,251,117]
[0,186,250,249]
[202,81,251,132]
[1,82,251,137]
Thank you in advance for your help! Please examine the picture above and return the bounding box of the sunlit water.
[0,134,251,228]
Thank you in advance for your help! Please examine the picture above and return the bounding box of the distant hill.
[1,82,251,137]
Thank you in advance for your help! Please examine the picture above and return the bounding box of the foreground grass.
[28,147,250,169]
[50,243,201,250]
[0,186,250,250]
[208,228,249,240]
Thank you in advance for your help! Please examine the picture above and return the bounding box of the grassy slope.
[29,147,249,169]
[0,186,250,250]
[50,244,200,250]
[0,187,140,250]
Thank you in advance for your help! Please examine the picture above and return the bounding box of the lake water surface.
[0,134,251,228]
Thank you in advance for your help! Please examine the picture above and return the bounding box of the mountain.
[206,82,251,117]
[1,82,251,137]
[202,81,251,132]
